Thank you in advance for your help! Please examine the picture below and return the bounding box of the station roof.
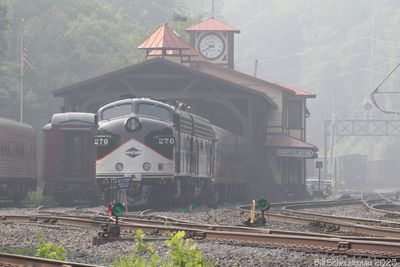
[186,17,240,33]
[53,58,314,106]
[138,24,190,50]
[192,61,315,98]
[265,134,318,151]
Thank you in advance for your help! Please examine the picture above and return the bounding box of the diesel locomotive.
[0,117,36,203]
[42,113,99,204]
[42,98,247,206]
[95,98,247,206]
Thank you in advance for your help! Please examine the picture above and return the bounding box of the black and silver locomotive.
[95,98,246,206]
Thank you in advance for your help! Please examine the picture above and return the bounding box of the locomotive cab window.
[101,103,133,120]
[138,103,172,122]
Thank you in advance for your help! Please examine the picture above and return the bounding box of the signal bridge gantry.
[323,118,400,179]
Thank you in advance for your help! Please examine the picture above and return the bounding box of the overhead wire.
[370,63,400,115]
[235,36,396,67]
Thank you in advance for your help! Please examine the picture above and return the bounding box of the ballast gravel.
[1,205,399,266]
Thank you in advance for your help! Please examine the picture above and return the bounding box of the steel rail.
[236,200,400,238]
[280,203,400,228]
[0,252,99,267]
[362,192,400,217]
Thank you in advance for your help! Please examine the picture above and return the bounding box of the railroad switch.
[185,230,206,240]
[243,215,266,227]
[93,222,122,245]
[243,199,269,227]
[337,241,351,251]
[98,223,120,238]
[93,202,126,245]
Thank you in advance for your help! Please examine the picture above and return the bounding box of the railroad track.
[362,192,400,217]
[2,212,400,259]
[0,252,98,267]
[236,198,400,238]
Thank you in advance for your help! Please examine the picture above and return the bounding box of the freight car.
[42,113,99,204]
[95,98,247,206]
[0,117,36,203]
[339,154,367,191]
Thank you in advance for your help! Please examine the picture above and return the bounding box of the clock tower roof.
[186,17,240,33]
[138,24,190,50]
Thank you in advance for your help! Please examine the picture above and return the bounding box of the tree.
[0,0,8,56]
[3,0,149,127]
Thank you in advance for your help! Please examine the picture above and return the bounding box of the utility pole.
[19,19,27,123]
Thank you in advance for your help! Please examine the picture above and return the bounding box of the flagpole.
[20,19,24,123]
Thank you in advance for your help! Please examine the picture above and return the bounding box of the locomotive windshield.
[99,99,173,122]
[101,103,133,120]
[137,103,172,122]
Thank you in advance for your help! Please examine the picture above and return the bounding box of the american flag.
[20,31,29,71]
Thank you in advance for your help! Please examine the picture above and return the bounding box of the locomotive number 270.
[94,136,110,146]
[157,136,175,145]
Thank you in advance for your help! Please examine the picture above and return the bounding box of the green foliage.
[112,229,214,267]
[112,229,158,267]
[26,187,56,206]
[0,0,8,56]
[163,231,213,267]
[35,231,66,261]
[106,0,186,27]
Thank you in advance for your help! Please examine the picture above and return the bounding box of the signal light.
[111,202,125,217]
[257,198,270,211]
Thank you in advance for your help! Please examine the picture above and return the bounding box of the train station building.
[52,18,318,201]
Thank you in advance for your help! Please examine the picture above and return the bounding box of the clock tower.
[186,18,240,69]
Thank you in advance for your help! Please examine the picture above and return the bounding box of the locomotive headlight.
[125,117,141,132]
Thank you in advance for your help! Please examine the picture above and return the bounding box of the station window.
[288,100,302,129]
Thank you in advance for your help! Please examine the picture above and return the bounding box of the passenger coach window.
[138,103,172,122]
[102,104,132,120]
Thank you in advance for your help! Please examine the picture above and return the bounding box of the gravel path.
[1,205,399,266]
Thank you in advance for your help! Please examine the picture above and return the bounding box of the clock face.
[198,33,225,60]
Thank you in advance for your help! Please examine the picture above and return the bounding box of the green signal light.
[257,198,270,211]
[112,202,125,217]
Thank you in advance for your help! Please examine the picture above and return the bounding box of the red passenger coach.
[0,118,36,203]
[43,113,99,204]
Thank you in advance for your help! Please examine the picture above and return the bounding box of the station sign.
[275,148,316,158]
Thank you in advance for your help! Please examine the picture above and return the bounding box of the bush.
[26,187,56,206]
[113,229,214,267]
[163,231,213,267]
[35,231,66,261]
[113,229,158,267]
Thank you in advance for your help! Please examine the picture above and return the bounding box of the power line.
[236,36,399,67]
[259,52,368,78]
[294,68,369,87]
